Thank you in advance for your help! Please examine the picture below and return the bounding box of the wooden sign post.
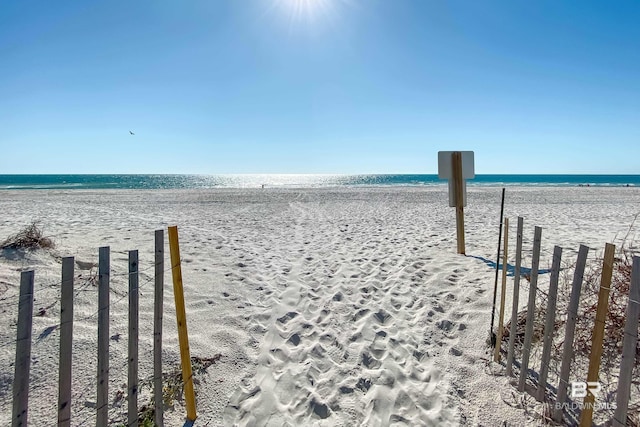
[438,151,475,254]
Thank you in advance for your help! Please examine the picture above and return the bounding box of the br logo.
[570,381,601,398]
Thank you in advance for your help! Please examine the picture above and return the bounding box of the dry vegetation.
[0,221,54,250]
[126,354,223,426]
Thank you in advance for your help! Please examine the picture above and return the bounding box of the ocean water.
[0,174,638,190]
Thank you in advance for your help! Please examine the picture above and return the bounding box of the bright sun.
[272,0,342,26]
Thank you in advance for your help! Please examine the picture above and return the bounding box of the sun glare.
[270,0,348,27]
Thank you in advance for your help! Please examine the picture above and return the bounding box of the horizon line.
[1,173,640,176]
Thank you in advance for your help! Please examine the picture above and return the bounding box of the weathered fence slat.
[168,226,197,421]
[494,217,509,362]
[506,217,524,376]
[554,244,589,422]
[58,257,74,427]
[518,226,542,392]
[536,245,562,401]
[12,270,35,427]
[154,230,165,427]
[128,250,139,427]
[613,256,640,427]
[579,243,615,427]
[97,247,110,427]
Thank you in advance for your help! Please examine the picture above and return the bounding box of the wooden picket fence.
[9,227,196,427]
[494,217,640,427]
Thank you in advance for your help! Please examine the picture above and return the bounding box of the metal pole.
[490,187,506,348]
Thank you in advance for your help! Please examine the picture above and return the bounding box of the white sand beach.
[0,186,638,426]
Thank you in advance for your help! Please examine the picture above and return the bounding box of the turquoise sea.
[0,174,639,190]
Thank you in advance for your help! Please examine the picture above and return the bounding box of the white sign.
[438,151,475,207]
[438,151,475,179]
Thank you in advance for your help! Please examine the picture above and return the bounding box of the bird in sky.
[129,130,135,135]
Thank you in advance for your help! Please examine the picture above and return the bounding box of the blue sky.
[1,0,638,174]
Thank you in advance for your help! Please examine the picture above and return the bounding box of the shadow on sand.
[468,255,554,277]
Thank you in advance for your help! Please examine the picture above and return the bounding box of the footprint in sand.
[449,347,463,357]
[276,311,299,324]
[437,319,455,332]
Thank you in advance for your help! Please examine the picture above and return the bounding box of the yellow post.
[494,217,509,362]
[168,226,197,421]
[579,243,615,427]
[452,151,465,254]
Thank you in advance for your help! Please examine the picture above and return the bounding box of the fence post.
[97,247,110,427]
[58,258,74,427]
[579,243,615,427]
[494,217,509,362]
[154,230,165,427]
[518,226,542,392]
[12,270,35,427]
[168,226,197,421]
[537,245,562,401]
[128,250,139,427]
[554,244,589,422]
[613,256,640,427]
[506,217,524,376]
